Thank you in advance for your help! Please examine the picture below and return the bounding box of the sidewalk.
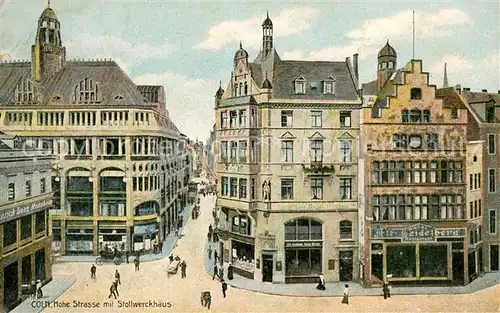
[203,240,500,297]
[10,275,76,313]
[57,203,195,264]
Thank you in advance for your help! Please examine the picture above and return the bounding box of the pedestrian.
[207,232,212,242]
[383,281,391,299]
[214,250,218,264]
[125,250,129,264]
[158,241,163,253]
[180,260,187,278]
[212,232,217,243]
[115,269,121,285]
[219,267,224,281]
[316,273,326,290]
[90,264,97,281]
[169,254,174,263]
[209,224,213,233]
[208,246,213,260]
[108,282,117,299]
[134,257,140,271]
[205,292,212,309]
[30,280,36,299]
[227,263,234,280]
[342,284,349,305]
[36,280,43,299]
[113,279,120,296]
[221,279,228,298]
[212,265,218,280]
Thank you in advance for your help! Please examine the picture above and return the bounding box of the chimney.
[482,89,488,93]
[455,84,461,94]
[353,53,359,82]
[463,87,470,92]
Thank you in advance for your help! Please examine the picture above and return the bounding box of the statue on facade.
[262,180,271,200]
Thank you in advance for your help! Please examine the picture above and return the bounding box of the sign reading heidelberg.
[372,223,466,241]
[0,198,52,224]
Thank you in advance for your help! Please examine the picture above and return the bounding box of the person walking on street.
[108,282,117,299]
[227,263,234,280]
[91,264,97,281]
[158,241,163,253]
[134,257,140,271]
[221,279,228,298]
[383,281,391,299]
[219,267,224,281]
[212,265,218,280]
[125,251,129,264]
[205,292,212,310]
[342,284,349,305]
[115,269,121,285]
[180,260,187,278]
[113,280,119,296]
[208,246,213,260]
[316,273,326,290]
[207,231,212,242]
[36,279,43,299]
[30,280,37,299]
[214,250,218,265]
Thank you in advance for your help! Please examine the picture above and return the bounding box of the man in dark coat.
[221,279,228,298]
[134,257,140,271]
[30,280,37,299]
[125,250,130,264]
[227,263,234,280]
[214,250,218,264]
[180,261,187,278]
[208,246,213,260]
[113,280,120,296]
[219,267,224,281]
[90,264,96,281]
[115,269,121,285]
[212,265,218,280]
[108,282,117,299]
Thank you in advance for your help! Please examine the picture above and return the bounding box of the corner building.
[215,14,362,283]
[0,134,54,311]
[360,42,474,286]
[0,7,192,256]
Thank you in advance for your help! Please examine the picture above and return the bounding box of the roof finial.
[48,0,50,8]
[239,41,242,49]
[443,63,449,88]
[267,10,269,18]
[219,80,222,88]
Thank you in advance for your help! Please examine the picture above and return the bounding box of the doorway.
[339,251,353,281]
[452,252,464,285]
[262,254,273,282]
[4,261,19,310]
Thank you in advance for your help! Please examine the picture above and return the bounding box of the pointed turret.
[261,11,273,59]
[31,5,66,81]
[376,40,397,92]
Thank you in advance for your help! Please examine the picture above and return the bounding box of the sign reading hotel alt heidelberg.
[0,198,52,224]
[371,223,466,241]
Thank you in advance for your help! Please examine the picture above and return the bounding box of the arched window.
[74,78,100,104]
[285,218,322,240]
[134,201,159,216]
[244,82,248,95]
[239,83,243,96]
[13,79,38,104]
[340,220,352,239]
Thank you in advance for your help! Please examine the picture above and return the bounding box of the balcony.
[302,158,335,175]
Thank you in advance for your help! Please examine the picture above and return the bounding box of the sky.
[0,0,498,141]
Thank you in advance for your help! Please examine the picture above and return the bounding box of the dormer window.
[410,88,422,100]
[74,78,100,104]
[323,76,336,94]
[13,79,38,104]
[114,95,124,101]
[294,76,306,95]
[52,95,62,102]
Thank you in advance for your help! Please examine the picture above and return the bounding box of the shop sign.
[435,228,466,237]
[371,226,403,239]
[0,198,52,224]
[402,224,435,242]
[285,241,322,248]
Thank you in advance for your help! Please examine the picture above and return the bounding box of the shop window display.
[285,249,322,276]
[387,245,416,278]
[419,245,448,277]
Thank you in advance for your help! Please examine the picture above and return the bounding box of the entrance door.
[452,252,464,285]
[262,255,273,282]
[339,251,353,281]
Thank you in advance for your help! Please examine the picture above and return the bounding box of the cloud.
[199,7,318,50]
[430,55,473,75]
[65,35,175,74]
[134,72,215,141]
[282,9,469,62]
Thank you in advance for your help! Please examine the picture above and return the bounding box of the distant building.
[0,133,54,311]
[215,13,362,283]
[360,43,473,286]
[0,6,190,256]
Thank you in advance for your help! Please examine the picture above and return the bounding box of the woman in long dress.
[227,263,234,280]
[316,273,326,290]
[342,284,349,304]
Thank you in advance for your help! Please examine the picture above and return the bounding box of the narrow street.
[41,194,499,313]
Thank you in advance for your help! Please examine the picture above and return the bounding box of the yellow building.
[214,14,362,283]
[0,134,54,311]
[359,43,474,286]
[0,7,191,256]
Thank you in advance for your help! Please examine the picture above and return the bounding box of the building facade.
[214,14,362,283]
[0,134,54,311]
[461,88,500,274]
[0,7,191,256]
[359,43,474,286]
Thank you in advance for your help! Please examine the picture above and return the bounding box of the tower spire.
[48,0,50,8]
[443,63,449,88]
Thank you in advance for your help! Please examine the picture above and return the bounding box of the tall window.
[451,107,458,119]
[281,140,293,162]
[311,178,323,200]
[250,108,257,127]
[25,180,32,197]
[239,110,247,127]
[232,215,250,235]
[340,111,351,127]
[238,140,247,162]
[489,169,497,193]
[221,111,228,128]
[8,182,15,200]
[221,177,229,196]
[74,78,99,104]
[339,178,352,200]
[486,106,495,123]
[281,179,294,200]
[402,110,409,122]
[294,78,306,94]
[410,88,422,100]
[310,111,322,127]
[230,141,237,162]
[310,140,323,162]
[220,141,228,161]
[40,178,46,193]
[285,219,322,240]
[488,134,496,155]
[340,140,351,162]
[229,111,238,128]
[339,220,352,239]
[239,179,247,199]
[281,110,293,127]
[489,210,497,234]
[230,178,238,197]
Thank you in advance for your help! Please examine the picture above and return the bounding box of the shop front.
[231,238,255,279]
[98,223,127,252]
[132,223,159,252]
[370,223,467,285]
[65,222,94,255]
